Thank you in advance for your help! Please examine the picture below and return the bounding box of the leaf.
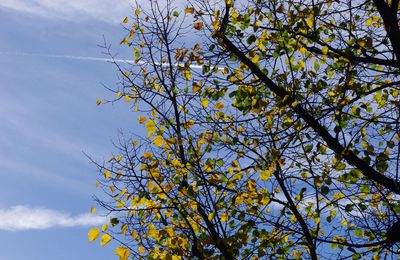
[153,135,164,147]
[215,102,224,110]
[145,119,157,137]
[260,168,272,180]
[192,82,202,93]
[194,22,203,30]
[100,234,111,246]
[122,17,128,23]
[135,8,140,16]
[184,8,194,14]
[221,212,229,222]
[102,224,108,232]
[138,116,147,123]
[183,69,191,80]
[306,18,313,28]
[321,46,329,55]
[201,98,209,108]
[115,246,131,260]
[143,152,152,159]
[88,228,100,242]
[104,170,111,179]
[90,207,96,214]
[120,37,128,45]
[110,218,119,226]
[121,224,128,235]
[96,98,102,106]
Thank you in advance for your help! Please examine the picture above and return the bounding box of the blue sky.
[0,1,139,259]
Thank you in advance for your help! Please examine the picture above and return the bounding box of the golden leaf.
[153,135,164,147]
[115,246,131,260]
[88,228,100,242]
[100,234,111,246]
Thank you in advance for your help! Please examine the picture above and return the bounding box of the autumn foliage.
[89,0,400,258]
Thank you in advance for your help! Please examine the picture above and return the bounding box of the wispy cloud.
[0,51,217,70]
[0,206,106,231]
[0,0,132,23]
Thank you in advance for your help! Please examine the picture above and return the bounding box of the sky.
[0,1,140,259]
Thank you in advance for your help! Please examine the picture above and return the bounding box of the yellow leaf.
[90,207,96,214]
[88,228,100,242]
[138,116,147,123]
[357,39,366,47]
[138,246,145,254]
[260,168,273,180]
[341,219,347,227]
[116,200,125,208]
[306,18,313,28]
[153,135,164,147]
[115,246,131,260]
[283,117,293,126]
[215,102,224,110]
[148,181,154,191]
[121,224,128,235]
[192,82,202,93]
[251,55,259,64]
[125,95,131,102]
[299,47,307,55]
[100,234,111,246]
[102,224,108,232]
[104,170,111,179]
[201,98,209,108]
[96,98,102,106]
[122,17,128,23]
[208,212,215,221]
[145,119,157,137]
[143,152,152,159]
[120,37,128,45]
[184,8,194,14]
[117,154,123,162]
[321,46,329,55]
[135,9,140,16]
[183,69,191,80]
[366,17,373,26]
[298,60,305,70]
[220,212,229,222]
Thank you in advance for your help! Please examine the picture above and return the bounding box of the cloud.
[0,206,106,231]
[0,0,133,23]
[0,51,216,70]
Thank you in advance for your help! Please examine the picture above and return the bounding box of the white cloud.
[0,206,106,231]
[0,51,209,70]
[0,0,133,23]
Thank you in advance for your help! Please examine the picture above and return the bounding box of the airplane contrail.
[0,51,218,70]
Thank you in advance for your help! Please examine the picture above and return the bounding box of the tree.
[89,0,400,258]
